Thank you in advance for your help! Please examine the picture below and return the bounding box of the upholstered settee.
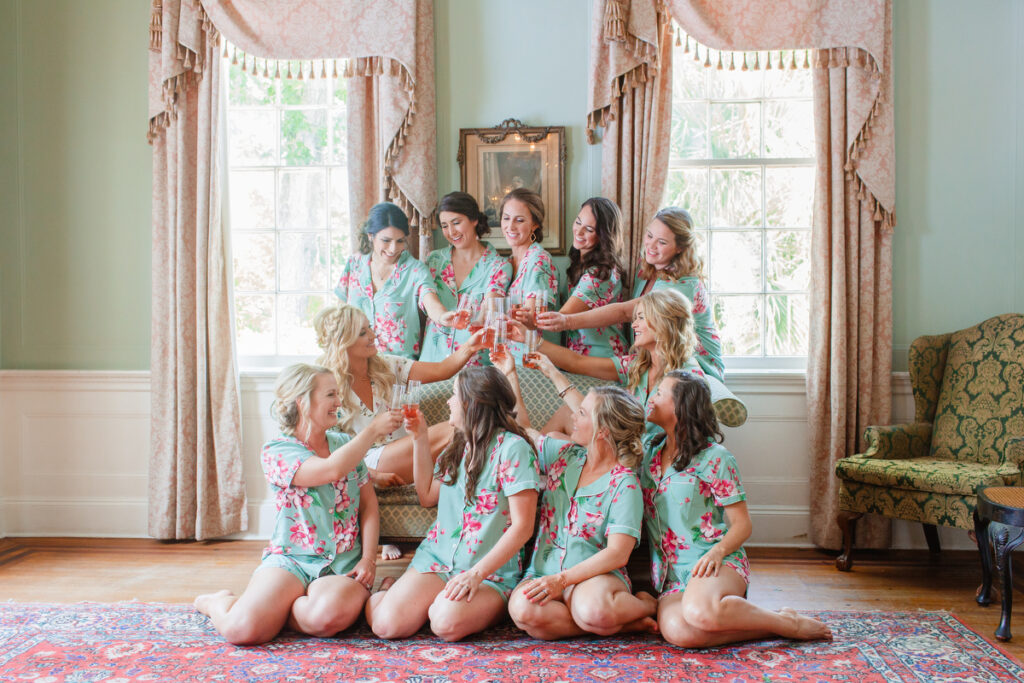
[833,314,1024,571]
[377,367,748,543]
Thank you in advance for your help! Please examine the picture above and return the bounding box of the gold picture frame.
[457,119,567,255]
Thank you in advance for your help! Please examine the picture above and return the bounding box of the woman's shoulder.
[426,247,452,264]
[261,434,309,456]
[692,441,740,479]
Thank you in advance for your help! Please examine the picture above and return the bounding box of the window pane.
[331,112,348,166]
[281,109,328,166]
[764,100,814,158]
[670,102,707,160]
[713,295,761,356]
[228,62,276,106]
[765,167,814,227]
[280,64,328,105]
[279,232,329,291]
[235,293,275,356]
[329,168,351,232]
[765,293,809,355]
[711,168,761,227]
[228,110,277,166]
[278,294,330,355]
[229,171,275,229]
[708,57,763,99]
[764,55,813,97]
[709,103,760,158]
[331,231,353,287]
[278,170,326,230]
[672,51,707,99]
[709,231,761,292]
[664,168,708,227]
[766,230,811,292]
[332,75,348,106]
[233,232,275,292]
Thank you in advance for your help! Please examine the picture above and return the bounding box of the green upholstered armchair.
[833,314,1024,571]
[377,367,748,543]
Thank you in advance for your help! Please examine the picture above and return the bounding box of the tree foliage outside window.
[226,57,351,362]
[665,30,815,366]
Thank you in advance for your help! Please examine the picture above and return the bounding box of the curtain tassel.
[183,49,192,69]
[803,50,811,68]
[262,60,269,78]
[675,27,681,47]
[250,56,258,76]
[741,52,749,71]
[729,52,736,70]
[231,47,238,65]
[704,49,711,68]
[298,62,305,79]
[716,51,723,70]
[765,52,773,70]
[321,61,328,79]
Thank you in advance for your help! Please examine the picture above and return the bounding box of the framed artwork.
[457,119,567,255]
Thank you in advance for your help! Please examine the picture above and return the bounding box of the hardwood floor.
[1,538,1020,661]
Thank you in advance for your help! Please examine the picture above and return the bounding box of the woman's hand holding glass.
[370,399,403,439]
[535,310,569,332]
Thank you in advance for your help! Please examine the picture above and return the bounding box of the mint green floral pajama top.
[639,432,750,596]
[506,242,559,363]
[523,436,643,589]
[611,353,706,440]
[563,266,629,359]
[410,430,541,599]
[259,431,369,577]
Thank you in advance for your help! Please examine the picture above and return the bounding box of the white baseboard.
[0,369,939,549]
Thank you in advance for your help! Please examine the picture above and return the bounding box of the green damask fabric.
[838,480,977,529]
[835,455,1020,496]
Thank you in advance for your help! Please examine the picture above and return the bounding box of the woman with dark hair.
[537,207,724,380]
[642,371,831,647]
[419,192,513,363]
[500,188,558,363]
[559,197,629,358]
[365,366,541,641]
[335,202,454,359]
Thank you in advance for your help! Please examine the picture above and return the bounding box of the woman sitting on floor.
[493,349,657,639]
[643,370,831,647]
[537,207,724,381]
[194,363,400,645]
[527,287,705,437]
[365,366,541,642]
[315,304,488,559]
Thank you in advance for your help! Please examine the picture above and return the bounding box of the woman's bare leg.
[567,575,658,636]
[375,422,453,483]
[194,568,305,645]
[508,581,584,640]
[365,567,444,639]
[288,574,369,637]
[541,405,573,436]
[659,567,831,648]
[427,583,508,642]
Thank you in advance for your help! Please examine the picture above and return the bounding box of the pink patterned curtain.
[147,0,247,540]
[200,0,437,255]
[588,0,895,549]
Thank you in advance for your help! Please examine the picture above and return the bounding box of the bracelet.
[557,384,575,398]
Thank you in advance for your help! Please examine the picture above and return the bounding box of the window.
[665,30,815,368]
[225,54,352,363]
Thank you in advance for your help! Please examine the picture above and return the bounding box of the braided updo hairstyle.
[587,385,645,469]
[272,362,333,440]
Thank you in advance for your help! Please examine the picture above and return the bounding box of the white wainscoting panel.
[0,368,972,550]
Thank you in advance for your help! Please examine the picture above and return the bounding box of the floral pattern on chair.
[834,314,1024,570]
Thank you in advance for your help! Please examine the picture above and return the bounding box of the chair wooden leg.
[994,524,1024,641]
[923,523,941,554]
[836,510,862,571]
[976,508,995,606]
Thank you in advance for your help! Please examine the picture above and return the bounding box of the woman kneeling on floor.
[365,366,541,641]
[643,371,832,647]
[194,363,400,645]
[496,347,657,638]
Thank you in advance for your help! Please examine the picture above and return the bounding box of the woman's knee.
[508,594,553,638]
[368,599,419,640]
[681,599,721,634]
[220,615,276,646]
[302,602,360,638]
[571,598,620,635]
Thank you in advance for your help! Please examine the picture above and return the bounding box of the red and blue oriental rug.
[1,602,1021,682]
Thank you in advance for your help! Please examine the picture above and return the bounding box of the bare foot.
[194,589,234,616]
[635,591,658,616]
[381,544,402,561]
[376,576,396,593]
[780,607,832,641]
[621,615,660,634]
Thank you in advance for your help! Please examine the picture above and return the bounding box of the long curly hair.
[637,207,704,283]
[587,385,645,470]
[666,370,723,471]
[271,362,333,441]
[436,366,536,503]
[567,197,626,289]
[626,288,698,395]
[498,187,545,243]
[313,304,396,433]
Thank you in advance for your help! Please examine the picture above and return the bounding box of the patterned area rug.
[1,602,1022,682]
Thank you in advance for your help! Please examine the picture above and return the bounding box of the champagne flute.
[402,380,421,419]
[390,383,406,413]
[490,319,509,364]
[523,329,541,369]
[453,294,472,330]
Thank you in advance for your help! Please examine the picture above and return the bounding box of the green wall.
[2,0,1021,371]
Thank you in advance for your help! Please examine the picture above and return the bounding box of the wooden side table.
[975,486,1024,640]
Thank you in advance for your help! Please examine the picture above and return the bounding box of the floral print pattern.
[334,251,437,359]
[612,353,706,441]
[507,243,559,363]
[419,242,513,363]
[639,433,749,595]
[410,430,541,594]
[564,267,628,358]
[260,431,369,576]
[523,437,642,589]
[632,276,725,380]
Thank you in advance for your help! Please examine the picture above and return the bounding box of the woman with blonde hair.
[194,363,399,645]
[493,346,656,639]
[525,288,706,437]
[366,367,541,641]
[537,207,724,380]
